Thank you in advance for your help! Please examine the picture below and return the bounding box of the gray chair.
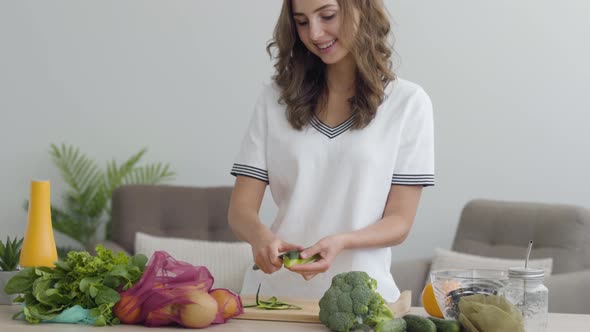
[94,185,239,255]
[391,199,590,314]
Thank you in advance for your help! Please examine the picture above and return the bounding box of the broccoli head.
[318,271,394,332]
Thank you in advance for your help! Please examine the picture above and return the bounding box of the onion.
[179,290,218,328]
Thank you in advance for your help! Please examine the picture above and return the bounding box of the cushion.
[429,248,553,282]
[545,270,590,314]
[134,232,251,293]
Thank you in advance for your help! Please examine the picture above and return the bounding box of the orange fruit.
[210,289,242,320]
[114,294,143,324]
[421,283,444,318]
[146,304,176,326]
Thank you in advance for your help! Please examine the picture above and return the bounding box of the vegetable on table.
[244,283,302,310]
[375,317,407,332]
[318,271,394,332]
[3,245,147,326]
[252,250,320,270]
[113,294,142,324]
[427,316,461,332]
[210,288,245,320]
[112,250,244,328]
[403,314,437,332]
[282,250,321,268]
[178,289,219,328]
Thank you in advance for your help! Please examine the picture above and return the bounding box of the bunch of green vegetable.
[318,271,395,332]
[3,245,147,326]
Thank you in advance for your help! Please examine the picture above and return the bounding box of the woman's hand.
[287,234,348,280]
[229,176,303,274]
[251,231,303,274]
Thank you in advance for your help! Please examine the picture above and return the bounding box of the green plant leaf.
[94,315,106,326]
[79,276,102,292]
[50,144,103,198]
[49,144,107,246]
[43,288,70,306]
[54,260,72,272]
[4,268,36,294]
[89,285,98,298]
[0,236,23,271]
[104,148,147,194]
[124,162,175,185]
[37,144,175,246]
[106,265,129,279]
[94,286,120,305]
[131,254,148,270]
[101,275,119,289]
[32,278,54,306]
[24,304,57,323]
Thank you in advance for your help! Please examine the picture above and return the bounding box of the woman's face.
[291,0,350,65]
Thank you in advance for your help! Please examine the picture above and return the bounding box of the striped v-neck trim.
[310,114,356,139]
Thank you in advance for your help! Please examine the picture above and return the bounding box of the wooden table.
[1,305,589,331]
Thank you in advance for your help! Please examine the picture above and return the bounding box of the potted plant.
[24,143,175,255]
[0,236,23,304]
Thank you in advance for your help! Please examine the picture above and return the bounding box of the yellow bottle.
[20,180,58,268]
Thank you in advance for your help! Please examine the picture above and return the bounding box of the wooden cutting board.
[236,290,412,323]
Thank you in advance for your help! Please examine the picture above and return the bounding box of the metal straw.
[523,240,533,305]
[525,240,533,268]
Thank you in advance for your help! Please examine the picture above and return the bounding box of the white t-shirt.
[231,78,434,302]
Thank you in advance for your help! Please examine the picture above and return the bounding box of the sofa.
[97,185,590,314]
[95,185,238,255]
[392,199,590,314]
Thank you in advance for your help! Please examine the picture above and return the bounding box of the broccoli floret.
[282,250,320,268]
[318,271,394,332]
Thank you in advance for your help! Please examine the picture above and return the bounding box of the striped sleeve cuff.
[231,163,269,183]
[392,174,434,187]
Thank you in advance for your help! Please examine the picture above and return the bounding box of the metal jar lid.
[508,267,545,280]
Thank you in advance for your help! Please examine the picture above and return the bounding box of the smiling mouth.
[316,39,336,51]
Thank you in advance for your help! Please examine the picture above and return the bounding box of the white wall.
[1,1,589,261]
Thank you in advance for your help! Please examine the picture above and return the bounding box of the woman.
[228,0,434,302]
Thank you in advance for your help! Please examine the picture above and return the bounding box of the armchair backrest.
[452,199,590,274]
[111,185,238,254]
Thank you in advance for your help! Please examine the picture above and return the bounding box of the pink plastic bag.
[113,251,244,328]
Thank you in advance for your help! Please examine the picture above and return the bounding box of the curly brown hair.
[267,0,395,130]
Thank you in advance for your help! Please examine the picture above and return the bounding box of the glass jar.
[504,267,548,332]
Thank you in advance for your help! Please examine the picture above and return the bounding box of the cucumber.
[374,317,406,332]
[403,314,436,332]
[427,316,461,332]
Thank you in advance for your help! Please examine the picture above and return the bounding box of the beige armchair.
[391,199,590,314]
